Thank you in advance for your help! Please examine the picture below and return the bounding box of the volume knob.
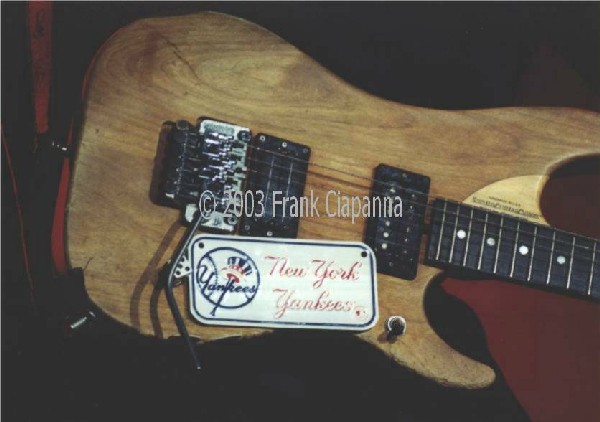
[385,315,407,340]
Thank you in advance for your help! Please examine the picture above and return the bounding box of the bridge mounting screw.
[385,315,407,340]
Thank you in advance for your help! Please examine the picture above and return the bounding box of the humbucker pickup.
[240,133,311,238]
[364,164,430,280]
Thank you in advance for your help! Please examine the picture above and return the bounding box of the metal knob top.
[385,315,407,339]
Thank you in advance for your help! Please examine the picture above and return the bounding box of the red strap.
[27,1,53,137]
[4,1,54,300]
[29,2,66,277]
[50,27,120,275]
[25,1,68,274]
[52,125,72,274]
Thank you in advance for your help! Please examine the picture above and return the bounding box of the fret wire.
[462,208,474,267]
[435,201,448,261]
[509,221,521,278]
[477,212,489,271]
[527,226,538,282]
[425,207,596,267]
[427,204,596,259]
[588,242,597,296]
[546,231,557,285]
[423,203,597,295]
[448,203,460,263]
[567,236,576,289]
[493,216,504,274]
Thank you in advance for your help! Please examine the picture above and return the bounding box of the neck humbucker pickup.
[364,164,430,280]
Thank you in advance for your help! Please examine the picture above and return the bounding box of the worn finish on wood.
[66,12,600,388]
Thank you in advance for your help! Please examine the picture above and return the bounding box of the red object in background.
[445,279,600,421]
[26,1,71,276]
[27,1,52,135]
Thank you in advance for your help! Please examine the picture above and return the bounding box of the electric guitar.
[63,12,600,392]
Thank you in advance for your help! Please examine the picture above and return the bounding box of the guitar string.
[191,134,593,246]
[249,143,600,243]
[246,145,600,247]
[179,150,600,261]
[178,162,600,269]
[168,128,598,255]
[196,148,600,256]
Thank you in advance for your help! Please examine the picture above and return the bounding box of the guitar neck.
[426,199,600,300]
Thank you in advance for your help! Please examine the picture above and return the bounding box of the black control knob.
[385,316,407,340]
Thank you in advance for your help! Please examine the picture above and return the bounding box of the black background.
[2,3,599,421]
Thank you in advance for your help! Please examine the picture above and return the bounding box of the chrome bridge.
[160,118,251,232]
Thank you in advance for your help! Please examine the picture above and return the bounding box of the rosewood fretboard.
[426,199,600,300]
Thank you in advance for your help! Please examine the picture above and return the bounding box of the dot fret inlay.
[426,198,600,302]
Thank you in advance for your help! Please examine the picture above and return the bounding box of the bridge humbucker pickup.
[240,134,311,238]
[364,165,430,280]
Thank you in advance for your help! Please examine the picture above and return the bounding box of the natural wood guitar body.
[66,12,600,389]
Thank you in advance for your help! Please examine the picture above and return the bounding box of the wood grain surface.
[66,12,600,389]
